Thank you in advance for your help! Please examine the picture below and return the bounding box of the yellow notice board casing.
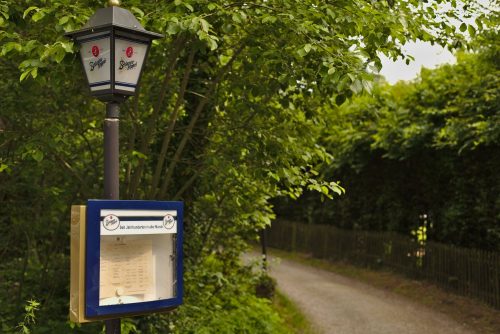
[70,205,90,323]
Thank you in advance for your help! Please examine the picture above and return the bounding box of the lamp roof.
[66,6,163,40]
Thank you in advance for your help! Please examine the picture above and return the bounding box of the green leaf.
[132,150,147,160]
[304,44,312,54]
[467,24,476,37]
[54,48,66,63]
[459,23,467,32]
[32,150,44,162]
[23,6,39,19]
[200,18,210,32]
[321,185,329,195]
[60,41,74,53]
[20,70,30,82]
[23,40,38,53]
[219,54,231,66]
[131,7,145,18]
[1,42,22,55]
[32,10,46,22]
[207,38,218,50]
[167,22,180,35]
[262,15,277,24]
[19,59,43,70]
[362,80,373,93]
[232,13,241,23]
[475,17,483,31]
[350,79,363,94]
[330,182,344,195]
[58,16,69,25]
[296,47,307,58]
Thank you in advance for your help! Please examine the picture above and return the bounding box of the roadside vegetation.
[0,0,497,333]
[272,291,317,334]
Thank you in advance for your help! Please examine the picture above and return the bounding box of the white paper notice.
[99,238,153,304]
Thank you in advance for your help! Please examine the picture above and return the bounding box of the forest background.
[0,0,498,333]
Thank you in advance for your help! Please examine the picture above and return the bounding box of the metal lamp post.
[66,1,162,332]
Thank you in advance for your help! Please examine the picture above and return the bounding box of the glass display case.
[82,200,183,319]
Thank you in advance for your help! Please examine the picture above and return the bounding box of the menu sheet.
[100,238,153,300]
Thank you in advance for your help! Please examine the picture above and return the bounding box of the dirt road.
[258,254,473,334]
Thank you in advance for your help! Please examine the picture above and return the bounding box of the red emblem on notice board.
[126,46,134,58]
[92,45,99,57]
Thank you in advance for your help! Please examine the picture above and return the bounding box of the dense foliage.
[0,0,494,332]
[278,40,500,251]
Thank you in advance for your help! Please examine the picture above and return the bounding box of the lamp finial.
[108,0,121,6]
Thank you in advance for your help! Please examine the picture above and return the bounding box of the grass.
[268,247,500,334]
[272,290,318,334]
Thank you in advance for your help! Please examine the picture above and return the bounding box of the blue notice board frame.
[85,200,183,318]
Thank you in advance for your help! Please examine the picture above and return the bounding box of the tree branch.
[172,94,272,199]
[173,171,199,200]
[149,47,196,198]
[128,35,188,198]
[157,44,246,199]
[124,92,139,197]
[195,193,228,264]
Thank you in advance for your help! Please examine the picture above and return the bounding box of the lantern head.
[66,5,163,102]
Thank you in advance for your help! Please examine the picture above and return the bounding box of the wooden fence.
[267,221,500,309]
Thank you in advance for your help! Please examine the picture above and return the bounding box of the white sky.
[379,0,496,84]
[379,43,456,84]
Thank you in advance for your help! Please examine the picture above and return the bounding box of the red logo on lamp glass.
[91,45,99,57]
[126,46,134,58]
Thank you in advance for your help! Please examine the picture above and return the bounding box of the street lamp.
[65,0,162,102]
[66,2,162,333]
[66,0,163,200]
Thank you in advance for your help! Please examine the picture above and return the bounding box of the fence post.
[291,223,297,252]
[323,226,328,259]
[496,252,500,308]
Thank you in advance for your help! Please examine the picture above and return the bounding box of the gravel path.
[255,254,473,334]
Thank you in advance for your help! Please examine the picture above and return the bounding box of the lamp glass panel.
[114,38,148,93]
[79,32,111,91]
